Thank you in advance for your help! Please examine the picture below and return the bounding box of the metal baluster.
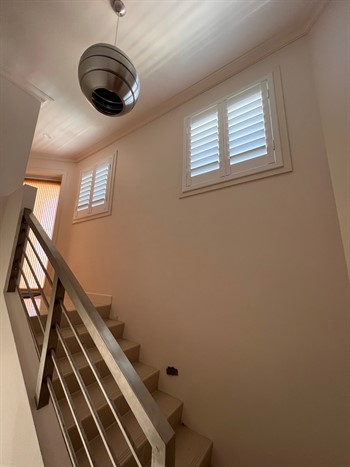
[17,266,45,334]
[6,213,29,292]
[23,251,50,310]
[61,301,143,466]
[51,350,97,467]
[25,233,53,287]
[55,323,121,467]
[46,377,79,467]
[35,274,65,408]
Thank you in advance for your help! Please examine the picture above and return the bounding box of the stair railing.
[6,208,175,467]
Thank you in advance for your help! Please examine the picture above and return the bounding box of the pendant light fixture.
[78,0,140,117]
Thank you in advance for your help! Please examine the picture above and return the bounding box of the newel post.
[35,273,65,408]
[6,210,29,292]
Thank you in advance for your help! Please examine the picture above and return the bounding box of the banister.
[20,208,175,466]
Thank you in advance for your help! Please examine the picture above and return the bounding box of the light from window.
[74,154,115,222]
[183,74,287,193]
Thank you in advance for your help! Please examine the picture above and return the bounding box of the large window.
[73,154,115,222]
[21,178,61,289]
[183,73,290,193]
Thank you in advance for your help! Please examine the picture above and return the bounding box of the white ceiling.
[0,0,327,161]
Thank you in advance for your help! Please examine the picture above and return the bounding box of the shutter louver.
[189,106,220,177]
[227,83,268,165]
[77,170,93,212]
[92,161,110,208]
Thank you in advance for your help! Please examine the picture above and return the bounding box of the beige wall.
[0,78,44,465]
[0,187,44,467]
[309,0,350,278]
[0,77,41,197]
[59,37,349,466]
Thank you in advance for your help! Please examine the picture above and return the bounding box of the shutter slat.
[191,139,219,156]
[93,179,108,191]
[227,90,261,110]
[191,125,218,144]
[93,188,107,199]
[191,133,219,151]
[230,129,266,150]
[230,146,267,164]
[191,162,220,177]
[230,121,265,140]
[228,114,264,134]
[191,154,219,170]
[228,104,264,127]
[191,111,218,130]
[227,97,262,119]
[191,146,219,163]
[230,137,266,157]
[191,115,218,138]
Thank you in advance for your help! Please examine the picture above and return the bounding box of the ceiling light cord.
[114,15,120,46]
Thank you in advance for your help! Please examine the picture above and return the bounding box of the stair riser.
[53,344,140,399]
[60,305,110,327]
[68,371,160,451]
[28,305,110,334]
[54,322,124,358]
[73,405,182,467]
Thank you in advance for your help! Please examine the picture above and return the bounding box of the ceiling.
[0,0,327,161]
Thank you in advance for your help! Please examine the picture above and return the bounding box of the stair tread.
[59,361,160,427]
[174,425,212,467]
[55,338,140,376]
[36,318,124,347]
[76,390,183,466]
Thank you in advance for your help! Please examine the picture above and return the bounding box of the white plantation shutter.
[190,106,220,177]
[77,169,93,213]
[227,83,266,162]
[183,74,283,192]
[92,161,110,209]
[74,154,115,221]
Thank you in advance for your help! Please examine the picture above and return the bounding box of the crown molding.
[29,152,77,164]
[0,68,54,105]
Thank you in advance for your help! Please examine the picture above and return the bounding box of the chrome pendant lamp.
[78,0,140,117]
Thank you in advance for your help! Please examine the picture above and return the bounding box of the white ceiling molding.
[0,68,54,105]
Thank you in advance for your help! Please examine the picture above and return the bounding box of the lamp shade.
[78,43,139,117]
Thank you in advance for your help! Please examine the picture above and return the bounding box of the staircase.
[29,296,212,466]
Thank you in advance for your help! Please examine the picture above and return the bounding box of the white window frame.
[182,72,291,194]
[73,152,116,223]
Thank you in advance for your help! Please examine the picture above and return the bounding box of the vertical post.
[35,273,65,409]
[6,212,29,292]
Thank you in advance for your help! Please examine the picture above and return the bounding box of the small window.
[183,73,289,193]
[73,154,115,222]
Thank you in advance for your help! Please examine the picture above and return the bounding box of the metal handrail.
[9,208,175,467]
